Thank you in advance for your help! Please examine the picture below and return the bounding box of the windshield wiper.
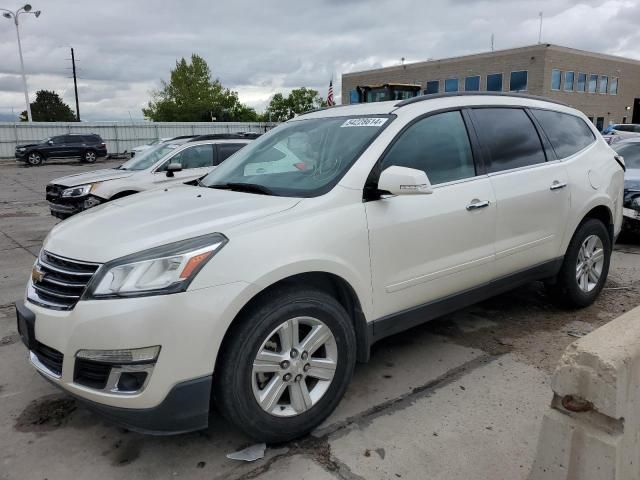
[209,182,274,195]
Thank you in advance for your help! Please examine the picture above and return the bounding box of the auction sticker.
[341,117,388,128]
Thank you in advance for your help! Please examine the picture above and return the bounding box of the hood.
[44,185,301,262]
[50,168,135,187]
[16,143,39,149]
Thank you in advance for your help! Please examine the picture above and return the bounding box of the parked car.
[601,124,640,145]
[15,134,108,166]
[17,93,624,442]
[45,138,250,218]
[613,138,640,234]
[129,135,198,157]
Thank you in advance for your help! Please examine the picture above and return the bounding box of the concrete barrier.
[529,306,640,480]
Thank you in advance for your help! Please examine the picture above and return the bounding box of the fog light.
[117,372,148,392]
[76,346,160,364]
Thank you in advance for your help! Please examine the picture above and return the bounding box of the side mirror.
[47,140,53,145]
[377,166,433,196]
[165,163,182,177]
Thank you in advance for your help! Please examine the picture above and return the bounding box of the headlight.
[61,184,94,198]
[633,197,640,208]
[86,233,228,299]
[18,147,26,151]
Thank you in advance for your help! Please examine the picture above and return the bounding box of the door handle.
[550,181,567,191]
[466,200,490,211]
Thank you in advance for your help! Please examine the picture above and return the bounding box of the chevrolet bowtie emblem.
[31,265,45,283]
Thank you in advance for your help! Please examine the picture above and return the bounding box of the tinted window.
[425,80,439,94]
[614,143,640,169]
[588,74,598,93]
[564,71,575,91]
[51,136,65,144]
[444,78,458,92]
[599,76,608,94]
[531,110,595,159]
[217,143,246,165]
[486,73,503,92]
[472,108,545,173]
[465,76,480,91]
[551,69,562,90]
[510,71,528,91]
[576,73,586,92]
[380,111,475,185]
[610,77,618,95]
[169,144,214,169]
[596,117,605,131]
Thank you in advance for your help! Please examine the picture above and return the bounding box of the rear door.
[152,144,215,186]
[470,107,571,278]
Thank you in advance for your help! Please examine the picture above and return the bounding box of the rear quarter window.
[530,109,595,159]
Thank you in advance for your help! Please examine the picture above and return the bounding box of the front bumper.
[17,281,252,434]
[46,184,103,218]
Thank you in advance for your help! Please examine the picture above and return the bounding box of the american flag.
[327,80,335,106]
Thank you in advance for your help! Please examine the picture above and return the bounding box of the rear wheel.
[546,218,611,308]
[26,152,43,166]
[214,287,356,442]
[82,150,97,163]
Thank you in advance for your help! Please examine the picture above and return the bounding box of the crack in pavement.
[0,230,37,258]
[231,353,497,480]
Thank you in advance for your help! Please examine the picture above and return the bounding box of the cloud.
[0,0,638,120]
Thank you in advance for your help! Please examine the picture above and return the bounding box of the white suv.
[45,138,250,218]
[17,93,624,442]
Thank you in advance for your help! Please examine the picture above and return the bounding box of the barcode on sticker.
[341,117,388,128]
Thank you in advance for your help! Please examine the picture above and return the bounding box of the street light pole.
[1,5,41,122]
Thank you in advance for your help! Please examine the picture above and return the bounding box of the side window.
[216,143,246,165]
[380,111,476,185]
[530,109,595,159]
[472,108,546,173]
[65,136,82,144]
[168,145,214,169]
[51,136,66,144]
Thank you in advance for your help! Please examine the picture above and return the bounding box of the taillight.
[294,162,306,170]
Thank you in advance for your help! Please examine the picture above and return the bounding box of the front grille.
[34,341,64,376]
[28,251,101,310]
[74,359,111,389]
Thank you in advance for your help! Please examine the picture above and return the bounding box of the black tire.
[26,151,43,166]
[82,150,97,163]
[546,218,611,308]
[214,287,357,443]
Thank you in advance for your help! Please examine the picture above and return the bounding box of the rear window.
[530,110,595,159]
[471,108,546,173]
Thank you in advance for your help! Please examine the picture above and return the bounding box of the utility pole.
[491,33,494,52]
[538,11,543,44]
[71,47,80,121]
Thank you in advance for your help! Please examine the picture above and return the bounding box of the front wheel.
[214,287,356,442]
[26,152,43,166]
[546,218,611,308]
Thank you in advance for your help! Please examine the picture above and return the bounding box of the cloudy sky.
[0,0,639,121]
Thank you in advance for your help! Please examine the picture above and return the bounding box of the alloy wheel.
[251,316,338,417]
[27,153,41,165]
[576,234,604,292]
[85,151,96,162]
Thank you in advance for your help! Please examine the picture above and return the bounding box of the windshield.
[615,143,640,170]
[118,144,179,171]
[200,115,392,197]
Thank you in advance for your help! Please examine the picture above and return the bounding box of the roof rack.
[188,133,259,142]
[297,104,350,117]
[394,91,569,108]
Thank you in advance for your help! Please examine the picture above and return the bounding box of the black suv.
[15,134,108,166]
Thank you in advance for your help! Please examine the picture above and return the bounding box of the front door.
[153,144,216,186]
[366,110,496,319]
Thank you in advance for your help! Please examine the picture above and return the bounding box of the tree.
[20,90,76,122]
[264,88,326,122]
[143,54,258,122]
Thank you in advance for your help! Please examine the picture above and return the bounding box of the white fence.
[0,121,276,159]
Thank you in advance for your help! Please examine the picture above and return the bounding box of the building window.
[349,89,360,104]
[623,116,627,124]
[444,78,459,92]
[509,70,528,92]
[564,71,575,92]
[464,75,480,91]
[588,74,598,93]
[610,77,618,95]
[425,80,439,95]
[596,117,605,131]
[551,69,562,90]
[587,117,594,123]
[576,73,586,92]
[486,73,503,92]
[599,75,608,94]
